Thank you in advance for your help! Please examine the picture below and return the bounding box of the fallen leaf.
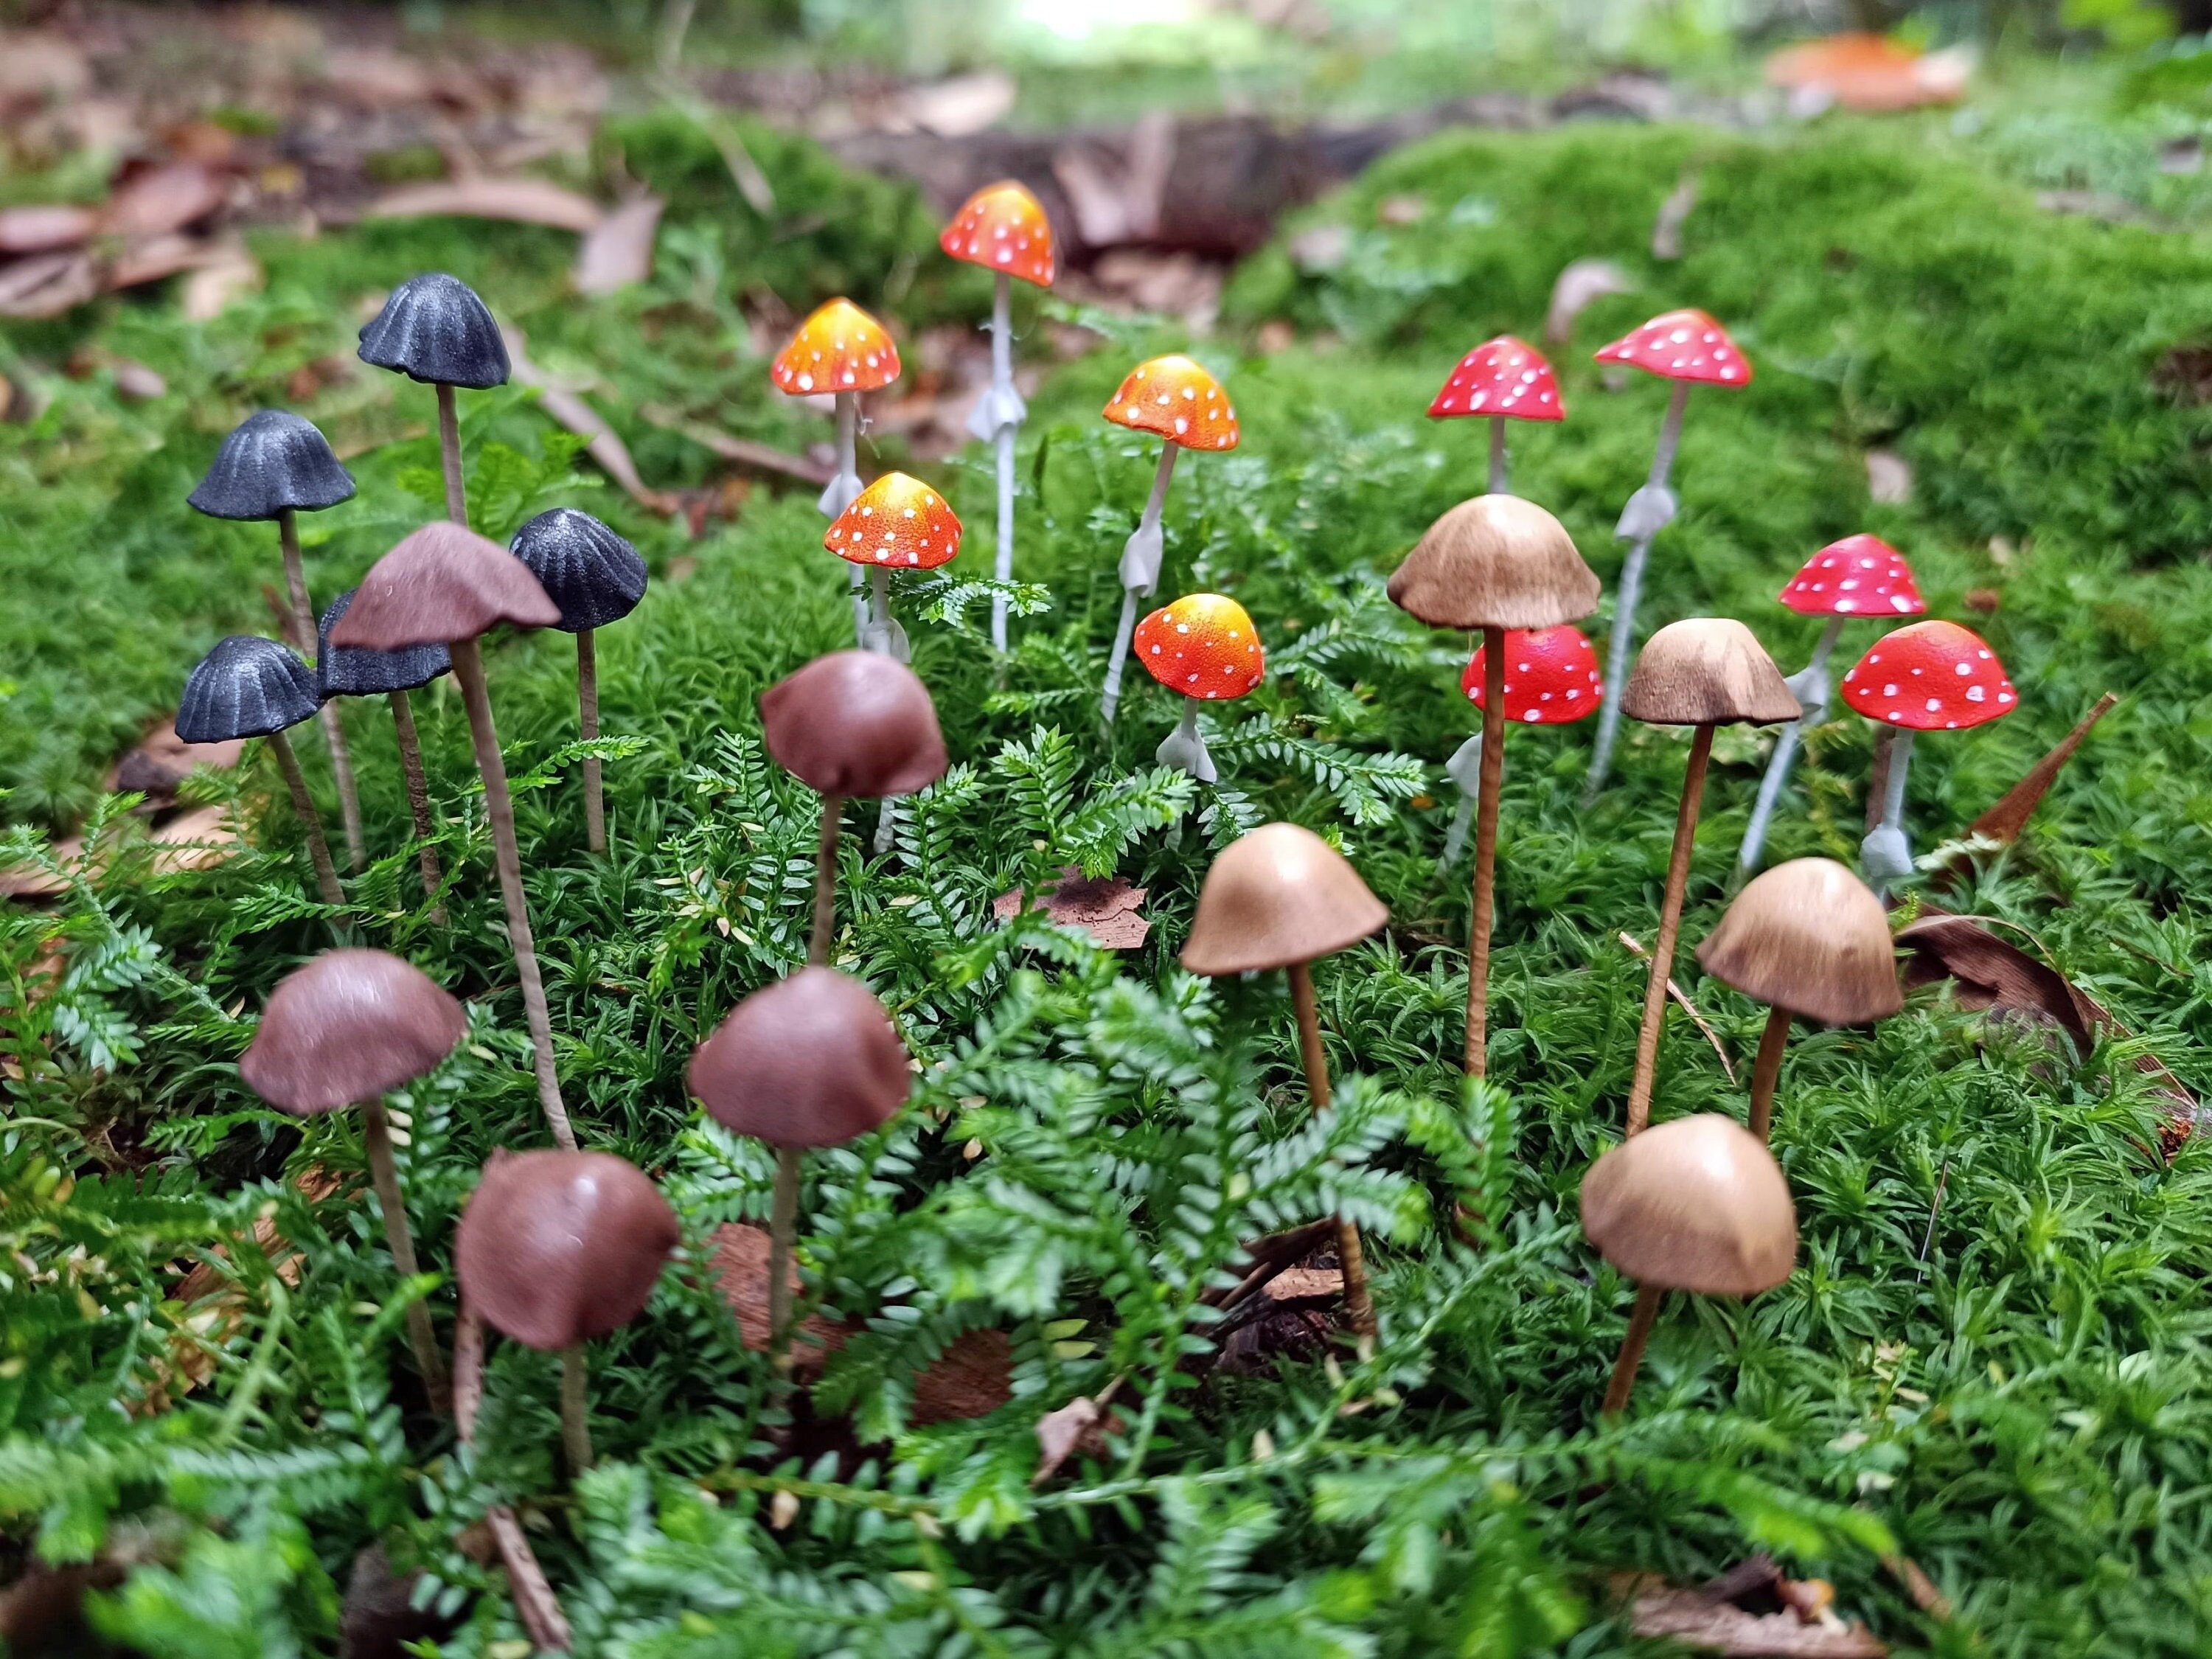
[105,234,214,291]
[180,241,262,321]
[573,195,663,294]
[0,251,99,319]
[1032,1394,1118,1487]
[111,359,167,401]
[149,807,241,876]
[101,164,225,241]
[1545,257,1635,345]
[1865,450,1912,504]
[503,325,678,514]
[1967,693,2117,844]
[0,32,90,108]
[0,204,97,257]
[1652,170,1700,260]
[369,178,605,234]
[108,720,244,810]
[894,72,1018,137]
[994,869,1150,949]
[1621,1569,1887,1656]
[635,404,836,487]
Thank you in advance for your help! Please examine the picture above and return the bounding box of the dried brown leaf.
[1032,1395,1106,1487]
[180,241,262,321]
[0,204,97,257]
[573,195,663,294]
[993,869,1150,949]
[0,251,98,319]
[1967,693,2117,844]
[101,164,225,241]
[503,326,678,513]
[1545,257,1635,345]
[369,178,605,234]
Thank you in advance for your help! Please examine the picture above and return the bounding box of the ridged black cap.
[317,589,450,697]
[187,410,356,522]
[509,508,647,633]
[358,273,509,390]
[176,636,322,743]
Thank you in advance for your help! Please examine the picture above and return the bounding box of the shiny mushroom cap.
[1181,822,1388,975]
[509,507,647,633]
[1135,594,1265,701]
[317,589,450,698]
[329,522,561,652]
[240,948,466,1114]
[1840,620,2017,732]
[771,299,900,396]
[688,967,911,1149]
[1579,1115,1798,1297]
[455,1150,680,1351]
[188,410,356,521]
[940,181,1056,288]
[1622,618,1800,727]
[760,651,948,799]
[1594,307,1752,387]
[1461,625,1603,726]
[1697,858,1902,1026]
[1387,494,1601,632]
[1778,534,1924,619]
[824,473,963,571]
[357,273,510,390]
[177,636,321,744]
[1428,335,1565,423]
[1102,355,1237,451]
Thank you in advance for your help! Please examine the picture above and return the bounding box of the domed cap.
[358,273,510,389]
[1840,620,2017,733]
[771,299,900,396]
[688,967,911,1149]
[1461,625,1602,726]
[1387,495,1601,631]
[188,410,356,521]
[317,589,450,697]
[1580,1114,1797,1297]
[177,636,321,743]
[1622,618,1800,727]
[1594,308,1751,387]
[509,507,647,633]
[1428,335,1564,423]
[1181,822,1388,975]
[1779,534,1923,619]
[1136,594,1265,701]
[1697,858,1901,1026]
[1103,355,1237,451]
[940,181,1055,288]
[760,651,947,799]
[240,948,466,1114]
[824,473,962,571]
[330,522,560,652]
[456,1150,679,1351]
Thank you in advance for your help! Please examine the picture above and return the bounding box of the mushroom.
[939,181,1055,653]
[1183,823,1389,1335]
[824,471,962,664]
[189,409,368,871]
[330,523,576,1151]
[509,508,649,855]
[454,1149,678,1472]
[1697,858,1901,1142]
[1581,309,1754,802]
[357,273,510,528]
[1737,536,1924,881]
[1098,355,1239,724]
[240,948,467,1402]
[688,967,910,1373]
[318,588,451,920]
[1442,624,1603,863]
[1426,335,1565,495]
[1386,495,1601,1077]
[1579,1113,1797,1413]
[1618,619,1800,1134]
[1133,592,1265,788]
[1840,619,2017,899]
[178,636,344,908]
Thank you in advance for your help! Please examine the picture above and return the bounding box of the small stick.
[1624,723,1714,1135]
[1288,961,1376,1337]
[1466,625,1506,1078]
[560,1346,592,1472]
[387,690,445,923]
[577,630,605,855]
[809,796,841,967]
[436,383,469,526]
[453,1302,573,1651]
[267,728,345,908]
[1747,1003,1791,1143]
[1603,1281,1662,1413]
[765,1143,805,1375]
[1914,1155,1951,1281]
[363,1098,449,1409]
[279,508,366,869]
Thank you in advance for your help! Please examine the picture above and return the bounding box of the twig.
[454,1302,574,1651]
[1617,931,1736,1083]
[1914,1155,1950,1281]
[636,403,836,486]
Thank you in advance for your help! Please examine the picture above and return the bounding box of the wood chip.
[992,870,1150,950]
[0,204,97,257]
[369,178,605,234]
[635,403,836,487]
[572,195,663,294]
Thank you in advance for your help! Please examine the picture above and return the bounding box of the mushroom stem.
[279,509,366,871]
[1466,625,1507,1079]
[1289,960,1377,1338]
[363,1098,449,1411]
[989,271,1018,655]
[577,629,605,855]
[450,638,577,1152]
[1624,721,1714,1135]
[765,1143,805,1376]
[810,795,841,967]
[1863,727,1917,900]
[1487,416,1509,495]
[560,1345,592,1472]
[1738,616,1846,882]
[1747,1003,1791,1144]
[435,383,468,527]
[267,728,345,908]
[1101,444,1179,726]
[1601,1281,1663,1414]
[1102,591,1142,728]
[831,392,868,644]
[387,691,445,923]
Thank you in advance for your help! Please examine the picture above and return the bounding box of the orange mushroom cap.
[1135,594,1265,701]
[771,299,900,397]
[940,181,1055,288]
[1103,355,1238,451]
[824,472,963,571]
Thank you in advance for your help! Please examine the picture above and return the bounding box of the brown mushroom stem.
[810,796,841,967]
[1488,417,1509,495]
[765,1143,805,1376]
[1624,723,1714,1135]
[267,728,346,908]
[387,691,445,923]
[454,1303,574,1652]
[577,629,605,855]
[1465,625,1507,1079]
[450,637,577,1152]
[1747,1004,1791,1144]
[1288,961,1377,1338]
[1601,1281,1663,1414]
[279,508,367,870]
[435,383,468,526]
[362,1098,450,1410]
[560,1346,592,1472]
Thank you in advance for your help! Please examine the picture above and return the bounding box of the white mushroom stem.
[1465,627,1507,1079]
[386,690,445,924]
[1155,703,1216,783]
[278,508,366,872]
[862,567,910,663]
[1441,731,1484,865]
[1737,615,1846,881]
[1101,444,1179,726]
[560,1346,591,1473]
[1860,727,1917,900]
[981,272,1023,653]
[267,728,345,909]
[362,1097,449,1410]
[817,392,869,644]
[577,630,606,855]
[1488,416,1509,495]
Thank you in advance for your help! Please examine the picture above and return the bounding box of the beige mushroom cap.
[1698,858,1902,1026]
[1181,822,1388,975]
[1580,1114,1798,1297]
[1622,618,1801,727]
[1385,495,1601,631]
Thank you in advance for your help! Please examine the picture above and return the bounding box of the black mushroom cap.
[358,273,510,391]
[187,410,357,521]
[317,588,451,697]
[509,508,648,633]
[176,636,322,744]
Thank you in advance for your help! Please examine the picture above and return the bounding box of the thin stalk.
[268,729,344,908]
[1100,591,1142,728]
[810,796,841,967]
[560,1346,592,1472]
[1602,1282,1663,1414]
[766,1143,805,1376]
[1738,615,1845,880]
[363,1099,448,1411]
[989,271,1018,653]
[1289,961,1376,1338]
[1868,726,1916,900]
[387,690,445,923]
[1624,723,1714,1135]
[1466,625,1507,1079]
[1583,382,1690,804]
[1747,1003,1791,1143]
[279,509,366,869]
[1101,445,1178,725]
[454,1302,574,1651]
[1487,416,1509,495]
[834,392,866,643]
[436,383,468,526]
[577,629,605,854]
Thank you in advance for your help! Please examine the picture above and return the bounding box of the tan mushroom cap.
[689,967,911,1149]
[239,948,466,1115]
[1580,1114,1798,1297]
[760,651,948,800]
[1181,822,1388,975]
[1697,858,1902,1026]
[1385,495,1601,631]
[329,521,560,651]
[1621,617,1801,727]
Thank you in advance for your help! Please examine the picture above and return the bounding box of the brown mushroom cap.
[240,949,466,1115]
[759,651,948,799]
[1697,858,1902,1026]
[1580,1114,1798,1297]
[455,1150,679,1351]
[1181,822,1388,975]
[1621,618,1801,727]
[1385,495,1601,631]
[328,521,560,652]
[689,967,911,1149]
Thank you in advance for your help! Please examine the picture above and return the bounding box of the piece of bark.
[573,195,663,294]
[1199,1220,1337,1310]
[1967,694,2117,844]
[369,178,605,234]
[993,870,1150,949]
[1618,1570,1888,1658]
[0,203,97,255]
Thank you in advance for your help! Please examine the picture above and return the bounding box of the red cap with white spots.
[771,299,901,397]
[939,181,1055,288]
[1103,355,1239,451]
[824,473,962,570]
[1778,534,1924,619]
[1428,335,1565,423]
[1461,626,1602,725]
[1594,307,1751,387]
[1840,620,2016,731]
[1135,594,1265,701]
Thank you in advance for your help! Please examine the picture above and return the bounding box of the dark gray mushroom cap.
[317,589,450,697]
[358,273,509,390]
[187,410,356,521]
[176,636,321,743]
[509,508,647,633]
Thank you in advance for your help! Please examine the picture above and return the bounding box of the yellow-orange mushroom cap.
[1136,594,1264,701]
[824,473,963,571]
[940,181,1055,288]
[771,299,900,397]
[1103,355,1238,451]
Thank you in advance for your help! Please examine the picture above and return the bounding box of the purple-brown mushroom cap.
[689,967,911,1149]
[329,522,560,652]
[240,949,466,1115]
[455,1150,679,1350]
[759,651,947,799]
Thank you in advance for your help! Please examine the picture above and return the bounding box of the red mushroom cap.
[1428,335,1565,423]
[1135,594,1264,701]
[1594,307,1751,387]
[1461,626,1603,725]
[1778,534,1924,619]
[1103,355,1238,451]
[771,299,900,397]
[824,473,962,571]
[1840,619,2016,731]
[940,181,1055,288]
